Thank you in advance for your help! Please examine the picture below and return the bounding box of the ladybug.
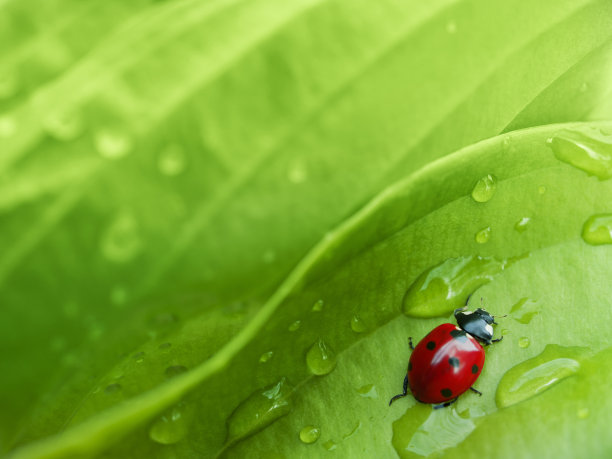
[389,304,504,408]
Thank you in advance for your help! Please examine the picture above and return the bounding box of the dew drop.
[288,320,301,332]
[133,351,145,364]
[514,217,531,233]
[0,116,17,138]
[323,440,337,451]
[474,226,491,244]
[403,256,515,318]
[581,214,612,245]
[357,384,378,399]
[165,365,188,378]
[104,383,122,394]
[510,298,540,324]
[149,402,191,445]
[312,299,324,312]
[100,211,143,263]
[392,405,475,458]
[95,128,133,159]
[226,377,293,444]
[518,337,530,349]
[577,407,590,419]
[350,314,367,333]
[306,339,337,375]
[547,127,612,179]
[496,344,584,408]
[501,328,511,335]
[299,425,321,444]
[580,82,589,93]
[538,185,547,195]
[158,144,186,176]
[43,111,83,141]
[259,351,274,363]
[471,174,497,203]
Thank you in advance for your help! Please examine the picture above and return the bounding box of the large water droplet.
[323,440,337,451]
[357,383,378,399]
[403,256,514,318]
[496,345,584,408]
[474,226,491,244]
[100,211,143,263]
[350,314,367,333]
[582,214,612,245]
[299,425,321,444]
[158,145,186,176]
[226,378,293,444]
[306,339,337,375]
[392,405,475,458]
[547,127,612,179]
[471,174,497,202]
[95,128,133,159]
[514,217,531,233]
[149,402,191,445]
[43,111,83,141]
[510,298,540,324]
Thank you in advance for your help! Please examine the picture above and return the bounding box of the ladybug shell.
[407,323,485,404]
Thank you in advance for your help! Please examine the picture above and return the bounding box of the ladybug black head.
[454,307,496,344]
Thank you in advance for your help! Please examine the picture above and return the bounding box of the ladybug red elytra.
[389,303,504,409]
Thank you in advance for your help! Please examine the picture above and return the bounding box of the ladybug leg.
[434,397,458,409]
[409,337,414,351]
[491,336,504,344]
[389,375,409,406]
[470,387,483,396]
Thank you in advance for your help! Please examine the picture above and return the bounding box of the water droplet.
[287,161,307,184]
[165,365,188,378]
[299,425,321,444]
[538,185,546,195]
[226,377,293,444]
[350,314,367,333]
[392,405,475,458]
[95,128,133,159]
[496,344,584,408]
[104,383,122,394]
[547,127,612,179]
[577,407,590,419]
[306,339,337,376]
[510,298,540,324]
[471,174,497,203]
[446,20,457,34]
[133,352,145,364]
[159,342,172,350]
[158,145,186,176]
[403,256,515,318]
[518,337,530,348]
[474,226,491,244]
[580,82,589,93]
[514,217,531,233]
[312,299,324,312]
[43,111,83,141]
[600,127,612,136]
[100,211,143,263]
[582,214,612,245]
[288,320,301,332]
[0,70,18,99]
[501,328,511,335]
[149,402,191,445]
[0,116,17,138]
[259,351,274,363]
[323,440,337,451]
[357,384,378,399]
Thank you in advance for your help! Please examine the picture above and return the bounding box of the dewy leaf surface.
[2,0,612,457]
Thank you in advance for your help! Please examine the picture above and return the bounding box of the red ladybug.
[389,305,503,408]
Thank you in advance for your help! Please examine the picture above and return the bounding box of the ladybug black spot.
[448,357,460,368]
[441,388,453,398]
[472,364,479,374]
[450,329,467,340]
[426,341,436,350]
[408,362,413,371]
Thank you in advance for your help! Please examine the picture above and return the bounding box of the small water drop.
[474,226,491,244]
[582,214,612,245]
[350,314,367,333]
[510,298,540,324]
[165,365,188,378]
[306,339,337,375]
[496,344,584,408]
[403,256,515,318]
[43,111,83,141]
[514,217,531,233]
[577,407,590,419]
[133,351,145,364]
[323,440,337,451]
[547,127,612,179]
[446,20,457,34]
[357,383,378,399]
[312,299,324,312]
[158,144,186,176]
[518,337,530,348]
[471,174,497,203]
[149,402,191,445]
[538,185,546,195]
[226,378,293,444]
[100,211,143,263]
[95,128,133,159]
[579,82,589,93]
[0,116,17,138]
[501,328,511,335]
[259,351,274,363]
[299,425,321,444]
[288,320,301,332]
[104,383,122,394]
